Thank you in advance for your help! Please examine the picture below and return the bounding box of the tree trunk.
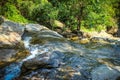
[77,6,84,31]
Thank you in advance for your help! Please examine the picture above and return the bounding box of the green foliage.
[0,0,119,32]
[49,0,117,31]
[79,0,116,31]
[0,3,29,23]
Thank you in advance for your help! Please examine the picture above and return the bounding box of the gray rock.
[91,65,120,80]
[25,24,63,38]
[1,21,24,35]
[37,30,63,38]
[25,24,48,32]
[0,21,25,47]
[0,49,17,61]
[23,24,64,45]
[0,16,4,25]
[49,51,64,67]
[0,49,29,68]
[0,21,28,68]
[22,51,64,72]
[1,20,120,80]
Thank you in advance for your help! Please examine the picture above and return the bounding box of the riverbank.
[54,26,120,45]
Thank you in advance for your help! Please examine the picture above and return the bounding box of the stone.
[0,19,120,80]
[0,21,25,47]
[0,49,29,68]
[24,24,63,44]
[0,32,21,47]
[106,26,118,35]
[25,24,48,32]
[90,37,108,43]
[24,24,64,44]
[1,21,25,35]
[70,36,79,41]
[0,20,29,68]
[91,65,120,80]
[62,32,76,38]
[79,38,90,44]
[0,16,4,25]
[52,20,65,28]
[0,49,17,62]
[22,51,64,73]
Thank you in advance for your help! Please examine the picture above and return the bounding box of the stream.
[0,23,120,80]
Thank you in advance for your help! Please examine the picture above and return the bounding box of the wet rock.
[0,62,22,80]
[1,20,120,80]
[36,30,63,38]
[49,51,64,67]
[20,65,84,80]
[24,24,64,44]
[0,16,4,25]
[29,30,64,44]
[22,51,64,73]
[1,21,24,35]
[115,40,120,46]
[20,54,95,80]
[0,49,29,68]
[91,65,120,80]
[90,37,106,42]
[20,69,57,80]
[79,38,90,44]
[0,49,17,68]
[0,21,29,68]
[22,56,52,71]
[0,21,25,47]
[0,49,17,61]
[19,34,120,80]
[0,32,23,48]
[25,24,48,32]
[21,26,120,80]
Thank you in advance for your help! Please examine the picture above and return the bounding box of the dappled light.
[0,0,120,80]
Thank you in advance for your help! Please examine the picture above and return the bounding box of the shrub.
[1,3,29,23]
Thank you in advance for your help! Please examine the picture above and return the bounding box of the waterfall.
[2,37,32,80]
[3,35,53,80]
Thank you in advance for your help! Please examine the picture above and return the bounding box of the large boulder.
[25,24,48,32]
[23,24,64,44]
[22,51,64,73]
[0,49,29,68]
[25,24,63,38]
[0,21,25,47]
[1,21,24,35]
[0,20,29,68]
[0,32,22,48]
[1,20,119,80]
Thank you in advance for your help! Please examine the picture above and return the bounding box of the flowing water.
[1,34,120,80]
[1,35,61,80]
